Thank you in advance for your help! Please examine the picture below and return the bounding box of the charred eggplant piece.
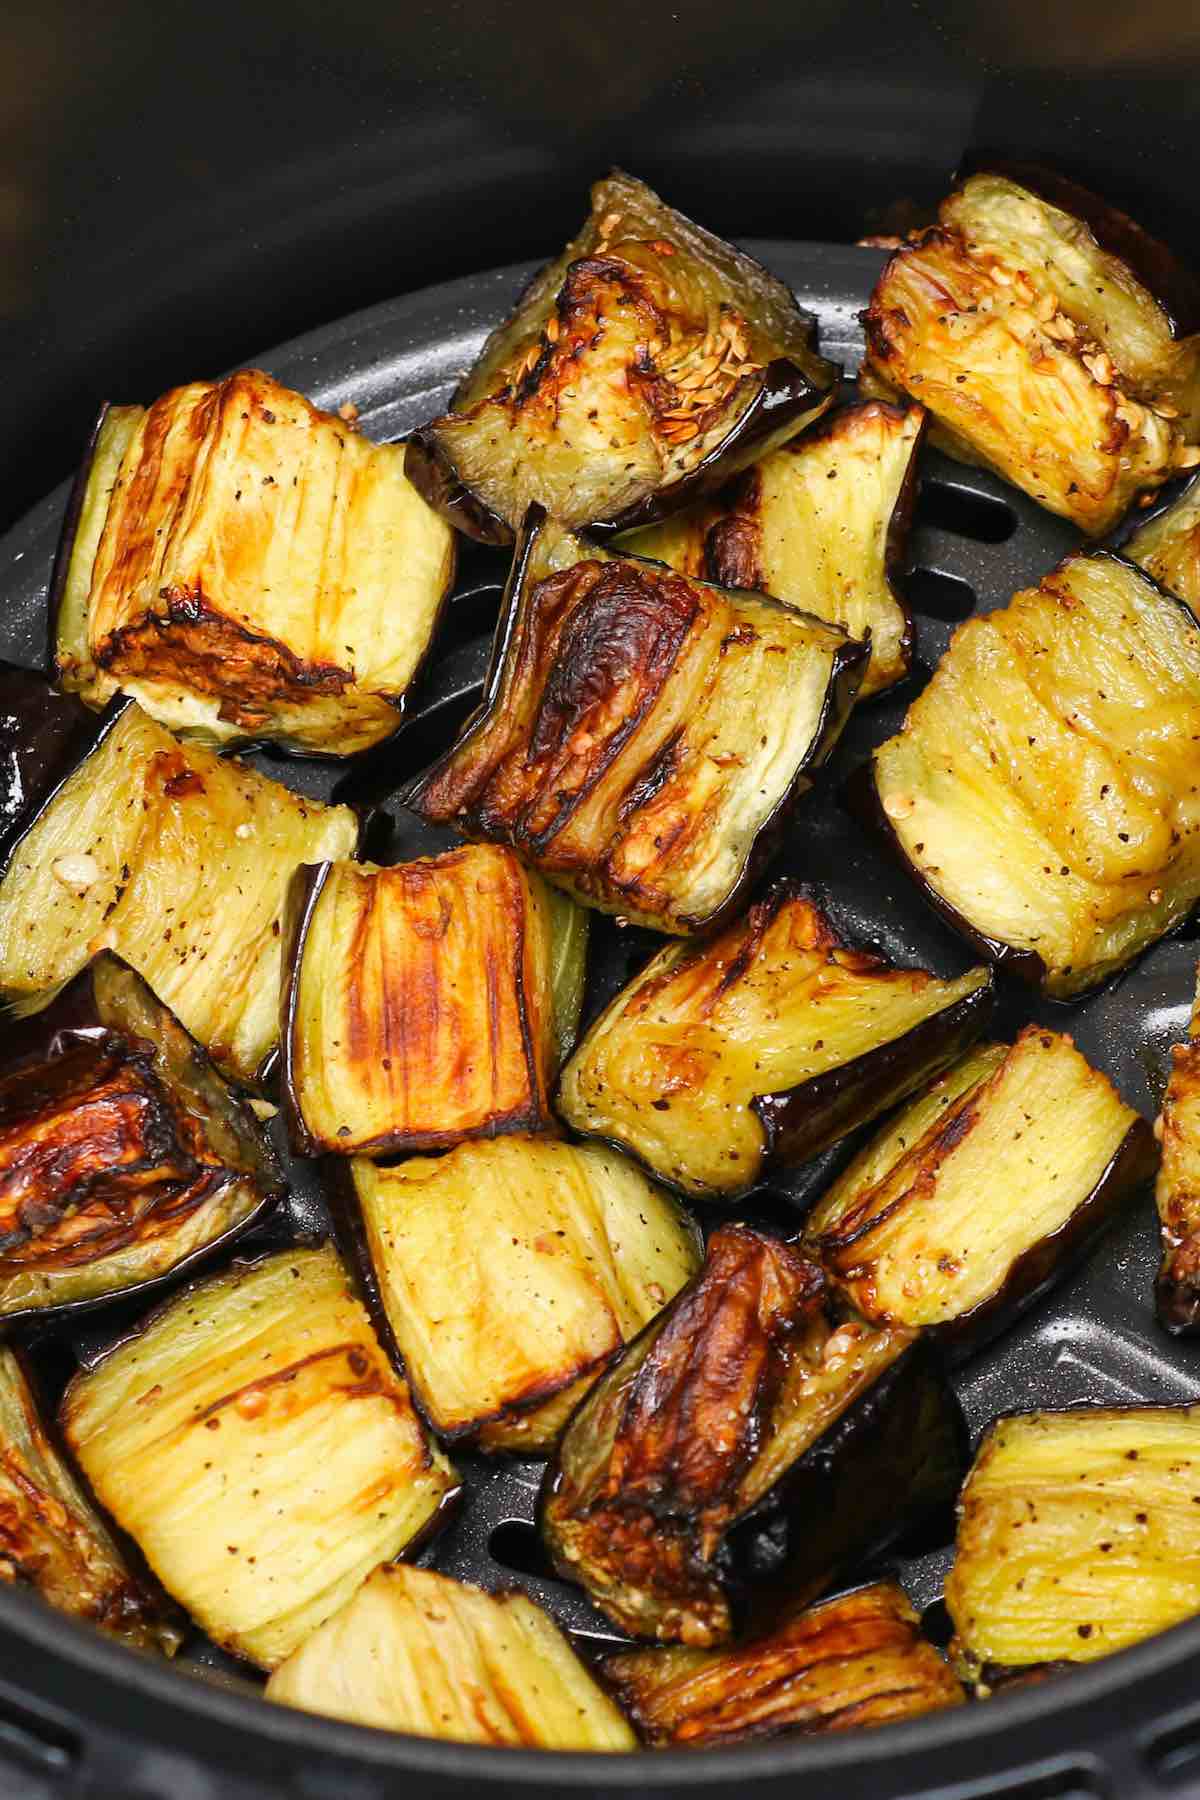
[602,1579,964,1747]
[805,1030,1154,1351]
[1153,962,1200,1333]
[266,1563,635,1748]
[341,1137,700,1452]
[52,373,456,756]
[281,847,587,1157]
[945,1407,1200,1690]
[0,693,359,1083]
[867,552,1200,997]
[405,171,837,543]
[406,513,863,935]
[863,170,1200,533]
[0,953,283,1320]
[624,402,924,697]
[541,1225,966,1645]
[558,887,991,1199]
[61,1245,458,1670]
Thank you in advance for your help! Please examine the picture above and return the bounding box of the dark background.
[3,0,1200,531]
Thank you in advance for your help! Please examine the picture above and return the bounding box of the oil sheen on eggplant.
[1151,960,1200,1333]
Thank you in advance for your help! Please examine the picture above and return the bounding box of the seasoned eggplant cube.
[282,847,586,1156]
[863,171,1200,533]
[603,1580,963,1747]
[870,552,1200,996]
[626,402,924,697]
[541,1225,965,1645]
[1153,962,1200,1333]
[0,699,358,1083]
[945,1407,1200,1688]
[266,1564,635,1748]
[1124,470,1200,617]
[61,1246,458,1670]
[345,1137,700,1450]
[806,1030,1154,1348]
[0,954,282,1319]
[558,887,991,1199]
[405,170,837,542]
[0,1348,179,1653]
[408,513,865,936]
[53,372,455,755]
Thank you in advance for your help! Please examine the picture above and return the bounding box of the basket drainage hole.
[1147,1708,1200,1784]
[916,478,1018,543]
[488,1519,554,1580]
[906,567,977,622]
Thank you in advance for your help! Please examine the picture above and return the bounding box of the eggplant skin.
[1153,964,1200,1334]
[0,665,99,864]
[405,170,837,543]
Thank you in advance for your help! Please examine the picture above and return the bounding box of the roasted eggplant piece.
[862,170,1200,533]
[624,402,924,697]
[406,512,864,935]
[805,1029,1154,1350]
[405,171,838,543]
[558,887,991,1199]
[52,372,456,756]
[541,1224,966,1644]
[61,1245,459,1670]
[866,551,1200,996]
[281,847,587,1157]
[266,1563,636,1748]
[0,953,283,1320]
[342,1137,701,1452]
[0,692,359,1083]
[1152,961,1200,1333]
[1123,470,1200,617]
[945,1406,1200,1690]
[602,1579,964,1747]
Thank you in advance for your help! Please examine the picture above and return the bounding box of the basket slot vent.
[904,567,977,622]
[916,477,1018,544]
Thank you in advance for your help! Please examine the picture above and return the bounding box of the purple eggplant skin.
[0,664,105,865]
[1155,1255,1200,1339]
[277,862,330,1161]
[402,433,513,547]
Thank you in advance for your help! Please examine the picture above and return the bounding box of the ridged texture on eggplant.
[1125,471,1200,618]
[945,1407,1200,1686]
[863,172,1200,533]
[870,552,1200,996]
[624,402,924,697]
[405,170,836,541]
[0,1348,179,1654]
[0,954,282,1318]
[348,1137,701,1449]
[602,1580,964,1747]
[1153,963,1200,1332]
[558,887,991,1198]
[0,701,358,1083]
[266,1563,635,1748]
[61,1246,458,1670]
[805,1029,1153,1343]
[54,373,455,755]
[407,514,863,935]
[282,848,586,1156]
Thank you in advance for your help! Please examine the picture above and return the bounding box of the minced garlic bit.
[235,821,254,840]
[248,1099,278,1123]
[883,792,916,821]
[51,852,101,890]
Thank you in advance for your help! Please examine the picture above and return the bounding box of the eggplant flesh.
[870,551,1200,997]
[945,1407,1200,1689]
[1153,961,1200,1333]
[405,170,837,542]
[266,1563,636,1749]
[53,373,456,756]
[863,172,1200,533]
[60,1245,459,1670]
[602,1579,964,1747]
[1124,470,1200,619]
[805,1029,1154,1346]
[557,886,992,1199]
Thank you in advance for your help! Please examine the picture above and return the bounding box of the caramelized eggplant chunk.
[1152,962,1200,1333]
[868,551,1200,996]
[541,1225,966,1645]
[862,171,1200,533]
[0,697,358,1083]
[625,402,924,697]
[61,1245,458,1670]
[266,1563,635,1749]
[282,847,586,1157]
[558,887,991,1200]
[0,954,282,1320]
[945,1407,1200,1690]
[805,1030,1154,1351]
[603,1579,964,1747]
[0,1348,179,1653]
[1124,470,1200,617]
[52,373,456,755]
[406,513,863,935]
[405,171,837,543]
[343,1137,700,1452]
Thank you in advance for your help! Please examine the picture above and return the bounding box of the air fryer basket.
[3,244,1200,1800]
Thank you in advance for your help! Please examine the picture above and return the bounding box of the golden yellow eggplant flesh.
[1153,961,1200,1333]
